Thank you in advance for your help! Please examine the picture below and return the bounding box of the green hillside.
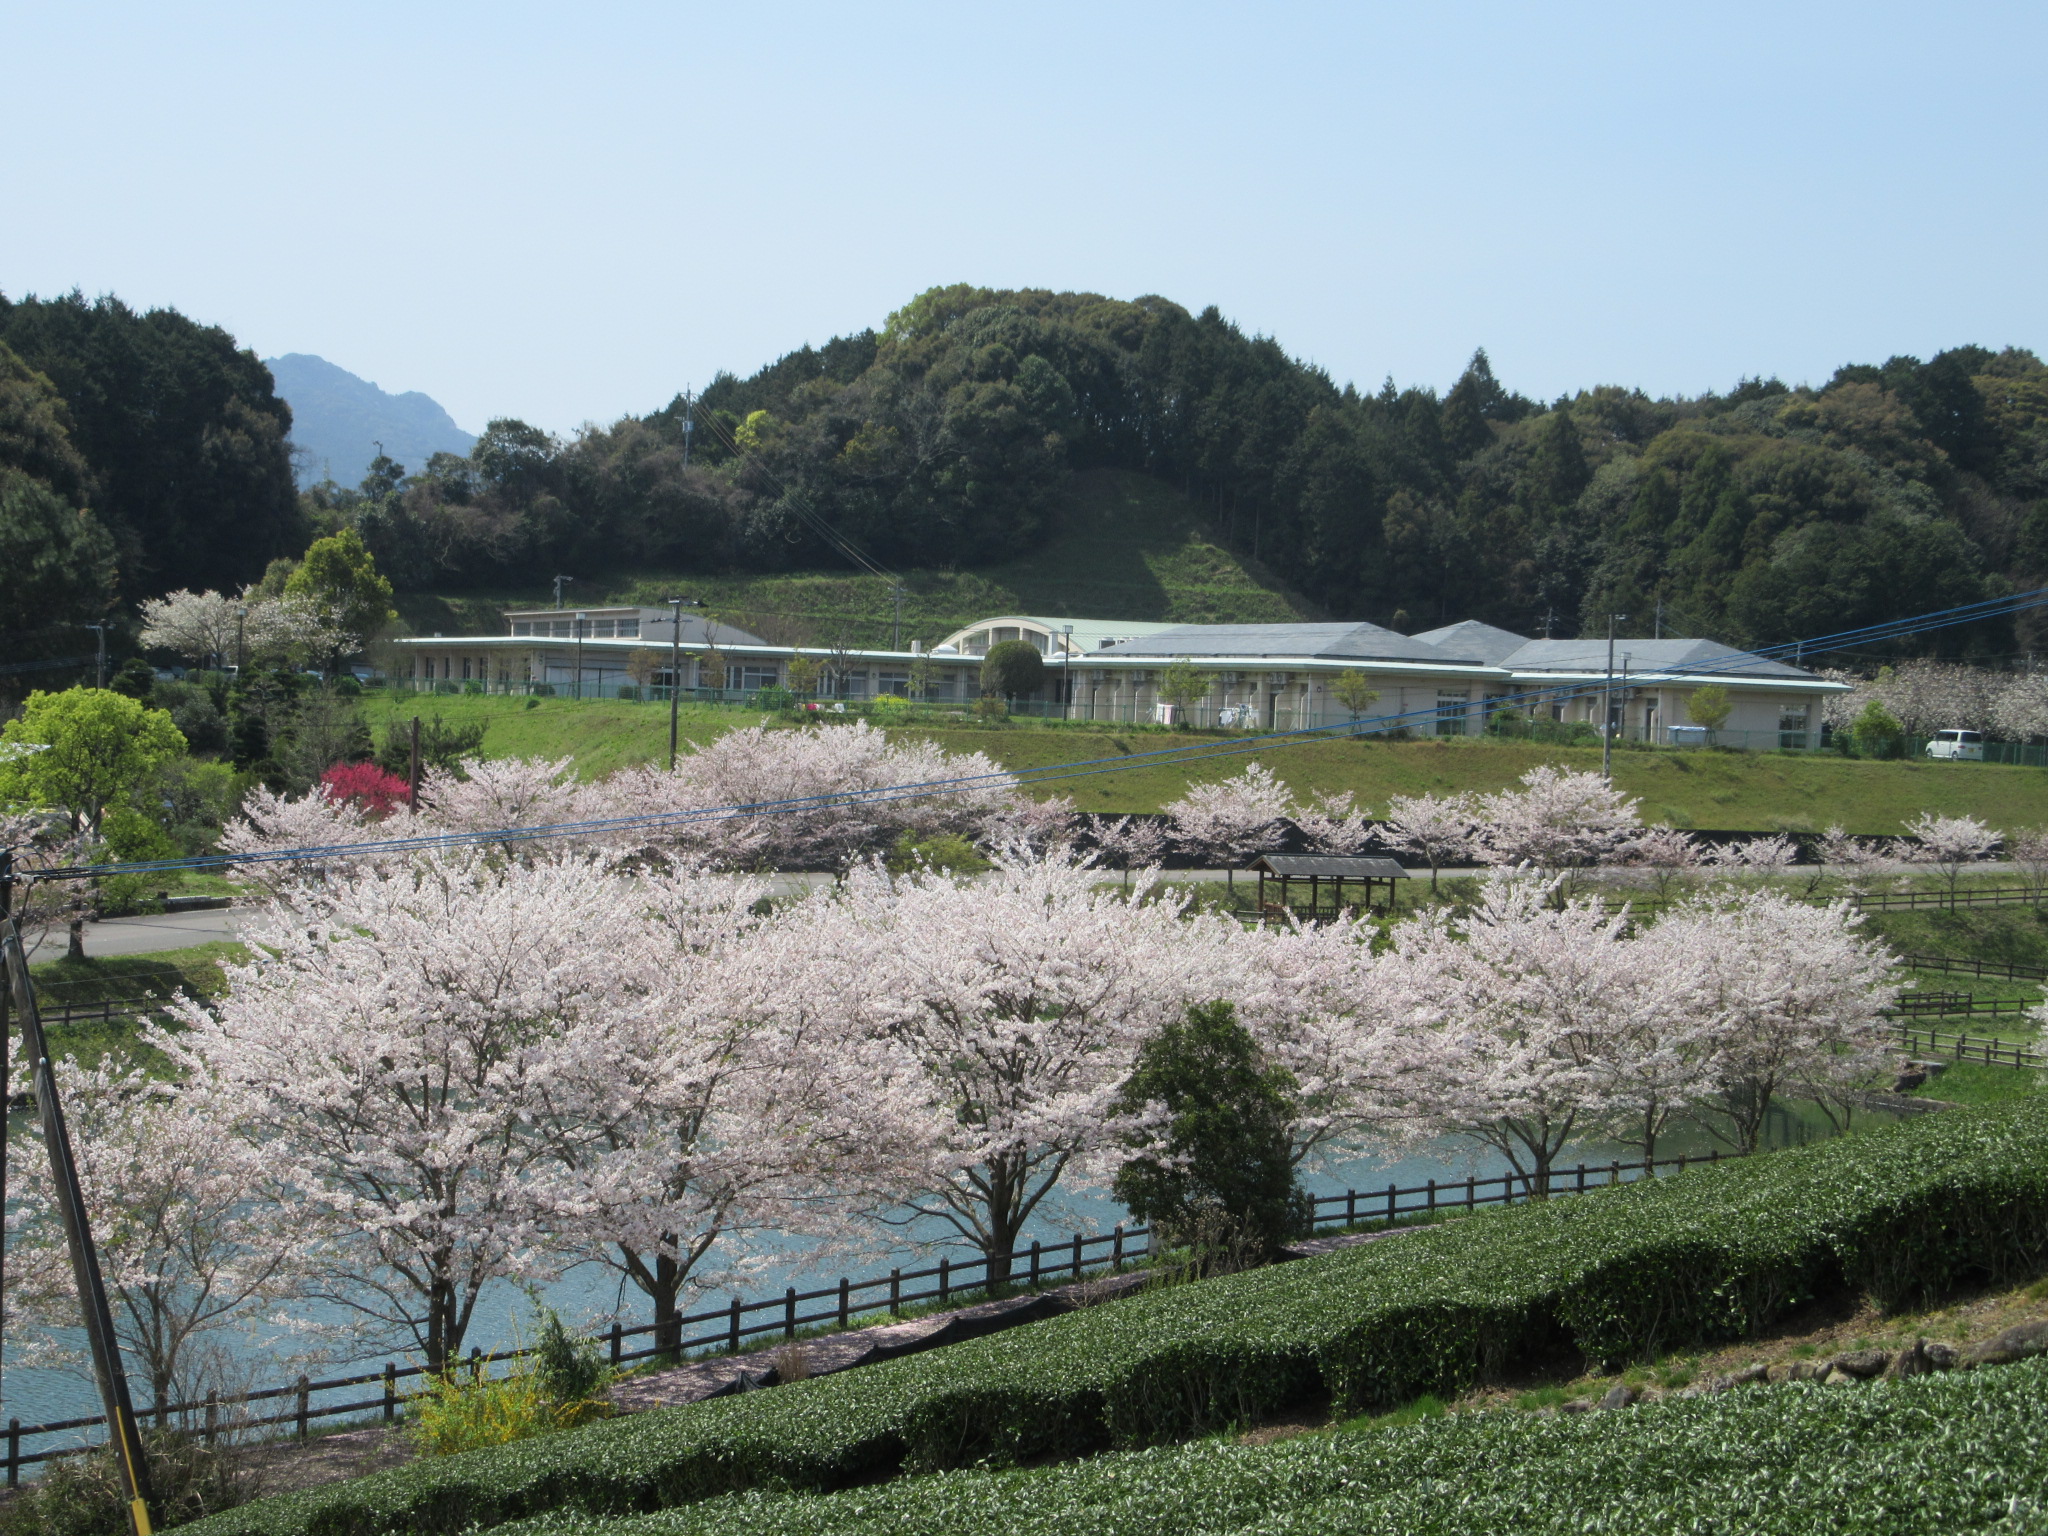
[391,470,1313,649]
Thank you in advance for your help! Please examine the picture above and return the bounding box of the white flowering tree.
[138,589,243,668]
[1379,791,1475,893]
[1165,761,1293,878]
[1898,811,2000,900]
[801,855,1217,1278]
[1623,826,1704,901]
[7,1060,302,1409]
[1084,813,1170,885]
[1473,765,1643,882]
[162,852,686,1369]
[1655,890,1899,1153]
[1289,788,1377,855]
[1375,879,1652,1195]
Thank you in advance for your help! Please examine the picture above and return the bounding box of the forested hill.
[331,286,2048,654]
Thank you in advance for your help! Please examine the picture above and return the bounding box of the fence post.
[205,1388,219,1444]
[1427,1179,1436,1214]
[7,1418,18,1488]
[296,1374,310,1440]
[1030,1240,1041,1287]
[729,1296,741,1354]
[1576,1164,1586,1193]
[784,1287,796,1340]
[383,1364,396,1423]
[1346,1188,1356,1224]
[1610,1161,1620,1186]
[839,1277,850,1329]
[940,1256,950,1304]
[1677,1155,1688,1175]
[890,1268,902,1316]
[1072,1231,1083,1278]
[1465,1176,1475,1209]
[1386,1183,1397,1223]
[1112,1226,1124,1272]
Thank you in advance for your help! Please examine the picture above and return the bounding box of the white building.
[394,608,1843,748]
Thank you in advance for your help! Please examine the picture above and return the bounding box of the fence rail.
[1902,953,2048,983]
[1889,994,2033,1018]
[1851,886,2044,912]
[0,1148,1745,1482]
[1891,1023,2044,1070]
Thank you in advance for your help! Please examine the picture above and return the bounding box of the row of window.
[509,618,642,639]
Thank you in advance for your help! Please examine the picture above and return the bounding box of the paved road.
[23,906,242,964]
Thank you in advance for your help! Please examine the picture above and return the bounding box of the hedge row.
[181,1099,2048,1536]
[496,1358,2048,1536]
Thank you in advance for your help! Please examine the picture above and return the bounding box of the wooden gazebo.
[1249,854,1409,921]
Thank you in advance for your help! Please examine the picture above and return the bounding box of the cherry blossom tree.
[1084,813,1169,885]
[138,589,243,669]
[219,782,417,897]
[1165,762,1293,878]
[1375,878,1645,1195]
[1378,791,1475,893]
[1898,811,2000,900]
[2007,826,2048,903]
[1704,833,1799,873]
[1473,766,1643,882]
[1622,826,1704,901]
[798,854,1220,1278]
[1656,890,1899,1153]
[1993,673,2048,742]
[421,754,596,855]
[161,851,679,1369]
[1289,788,1377,855]
[7,1060,301,1410]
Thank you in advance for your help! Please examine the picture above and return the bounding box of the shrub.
[180,1101,2048,1536]
[0,1428,252,1536]
[1110,1001,1308,1263]
[755,686,797,711]
[981,641,1044,701]
[885,831,991,876]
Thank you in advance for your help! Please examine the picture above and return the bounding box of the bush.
[885,832,991,876]
[755,686,797,711]
[616,686,641,701]
[1110,1001,1308,1263]
[180,1100,2048,1536]
[0,1428,253,1536]
[981,641,1044,701]
[1851,700,1906,759]
[474,1358,2048,1536]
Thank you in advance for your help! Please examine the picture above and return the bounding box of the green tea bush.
[491,1358,2048,1536]
[180,1100,2048,1536]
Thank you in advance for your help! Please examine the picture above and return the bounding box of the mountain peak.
[267,353,476,490]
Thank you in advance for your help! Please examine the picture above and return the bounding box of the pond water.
[0,1092,1894,1456]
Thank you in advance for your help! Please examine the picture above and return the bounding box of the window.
[616,619,639,638]
[1436,691,1469,737]
[589,619,615,638]
[738,665,779,690]
[512,622,533,637]
[551,620,573,637]
[1778,705,1809,732]
[461,658,470,680]
[876,670,909,697]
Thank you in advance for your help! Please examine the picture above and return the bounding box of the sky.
[3,1,2044,438]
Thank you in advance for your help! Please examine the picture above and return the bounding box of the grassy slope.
[353,696,2048,831]
[391,469,1314,649]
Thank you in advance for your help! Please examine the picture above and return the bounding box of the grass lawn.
[28,940,243,1004]
[350,693,2048,832]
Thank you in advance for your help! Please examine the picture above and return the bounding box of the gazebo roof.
[1248,855,1409,879]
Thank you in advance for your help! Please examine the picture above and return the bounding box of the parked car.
[1926,729,1986,761]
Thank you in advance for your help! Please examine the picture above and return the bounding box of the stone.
[1821,1365,1858,1386]
[1711,1364,1770,1391]
[1892,1069,1927,1093]
[1598,1384,1638,1410]
[1776,1360,1825,1382]
[1559,1398,1594,1413]
[1832,1349,1889,1379]
[1961,1320,2048,1368]
[1885,1339,1960,1379]
[1924,1341,1960,1371]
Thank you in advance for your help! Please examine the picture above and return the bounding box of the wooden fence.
[1902,953,2048,983]
[1891,1023,2045,1070]
[0,1148,1748,1483]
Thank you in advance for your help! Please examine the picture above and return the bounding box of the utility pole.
[1653,598,1664,639]
[553,575,573,610]
[680,392,695,469]
[1540,608,1557,639]
[1602,613,1628,782]
[1061,625,1074,721]
[84,624,108,689]
[891,583,905,651]
[407,716,422,811]
[573,615,584,702]
[664,597,702,772]
[2,903,158,1536]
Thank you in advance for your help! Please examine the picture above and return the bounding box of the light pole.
[236,604,248,676]
[1602,613,1629,782]
[1061,625,1074,721]
[666,596,703,772]
[573,614,584,702]
[553,575,573,610]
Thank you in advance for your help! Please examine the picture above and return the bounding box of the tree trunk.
[67,917,85,961]
[653,1253,681,1360]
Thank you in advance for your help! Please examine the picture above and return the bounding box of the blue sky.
[3,1,2042,438]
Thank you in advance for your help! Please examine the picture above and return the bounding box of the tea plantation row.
[496,1357,2048,1536]
[183,1100,2048,1536]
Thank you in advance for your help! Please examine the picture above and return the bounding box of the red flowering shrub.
[320,760,411,818]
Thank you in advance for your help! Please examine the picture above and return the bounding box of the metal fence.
[0,1148,1752,1483]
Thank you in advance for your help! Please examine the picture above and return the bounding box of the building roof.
[1408,620,1531,666]
[1250,855,1409,879]
[1498,637,1820,680]
[1096,621,1477,666]
[933,615,1183,656]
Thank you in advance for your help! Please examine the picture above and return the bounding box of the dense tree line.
[322,286,2046,653]
[0,292,301,625]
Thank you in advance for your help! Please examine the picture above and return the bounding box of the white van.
[1926,729,1986,761]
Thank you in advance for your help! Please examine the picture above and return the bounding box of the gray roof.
[1251,855,1409,879]
[1096,621,1479,666]
[1499,637,1819,680]
[1408,620,1531,666]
